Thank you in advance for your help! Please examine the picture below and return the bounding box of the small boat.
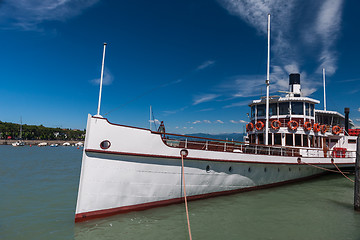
[12,117,25,147]
[50,144,58,147]
[75,18,357,222]
[38,142,47,147]
[63,142,71,146]
[12,140,25,147]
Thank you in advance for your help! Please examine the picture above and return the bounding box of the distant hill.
[185,133,246,142]
[0,121,85,141]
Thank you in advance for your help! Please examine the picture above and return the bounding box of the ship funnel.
[289,73,301,97]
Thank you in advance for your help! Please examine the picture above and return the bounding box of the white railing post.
[185,138,188,148]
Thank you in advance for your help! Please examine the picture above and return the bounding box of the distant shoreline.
[0,139,84,145]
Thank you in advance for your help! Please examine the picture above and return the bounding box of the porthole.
[100,140,111,149]
[229,166,233,173]
[206,165,211,172]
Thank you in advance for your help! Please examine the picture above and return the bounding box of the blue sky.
[1,0,359,134]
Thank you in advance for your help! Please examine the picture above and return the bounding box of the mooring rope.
[301,160,353,182]
[301,161,343,173]
[181,153,193,240]
[331,160,354,183]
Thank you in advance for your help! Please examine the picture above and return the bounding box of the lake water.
[1,145,360,240]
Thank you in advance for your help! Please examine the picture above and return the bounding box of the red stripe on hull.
[75,172,327,223]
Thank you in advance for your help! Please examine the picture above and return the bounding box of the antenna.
[96,43,107,117]
[322,68,326,111]
[265,14,271,145]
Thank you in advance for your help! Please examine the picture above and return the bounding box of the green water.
[1,145,359,240]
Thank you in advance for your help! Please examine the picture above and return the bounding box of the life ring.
[313,123,321,133]
[287,120,298,131]
[246,122,254,132]
[271,120,281,130]
[303,121,312,131]
[332,125,341,135]
[320,125,328,134]
[255,121,265,131]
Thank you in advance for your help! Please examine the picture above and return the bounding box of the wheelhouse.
[246,73,352,151]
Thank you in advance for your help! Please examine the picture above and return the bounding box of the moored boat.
[75,17,357,222]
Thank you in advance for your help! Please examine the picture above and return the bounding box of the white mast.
[322,68,326,111]
[265,14,271,145]
[96,43,107,117]
[150,105,152,130]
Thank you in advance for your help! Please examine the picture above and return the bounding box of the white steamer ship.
[75,17,357,222]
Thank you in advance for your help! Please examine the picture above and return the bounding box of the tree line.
[0,121,85,140]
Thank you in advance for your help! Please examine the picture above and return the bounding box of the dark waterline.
[1,146,359,240]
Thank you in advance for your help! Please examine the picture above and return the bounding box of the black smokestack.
[344,107,349,135]
[289,73,300,85]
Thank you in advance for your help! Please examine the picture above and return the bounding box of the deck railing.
[156,132,355,159]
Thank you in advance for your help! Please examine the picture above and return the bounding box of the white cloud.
[0,0,99,30]
[163,106,188,116]
[204,120,211,124]
[218,0,345,95]
[192,120,201,124]
[216,120,224,124]
[196,60,215,70]
[230,119,248,124]
[356,119,360,122]
[91,68,114,86]
[358,108,360,112]
[199,108,215,112]
[193,94,220,105]
[149,119,161,124]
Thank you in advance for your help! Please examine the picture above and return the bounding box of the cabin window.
[258,133,264,144]
[279,102,289,115]
[269,103,277,116]
[268,133,273,145]
[286,133,293,146]
[249,134,256,144]
[310,104,314,117]
[305,103,310,116]
[291,102,304,115]
[274,133,281,145]
[257,105,265,117]
[314,137,321,148]
[309,135,314,147]
[251,105,255,118]
[295,134,302,146]
[348,139,356,144]
[303,135,308,147]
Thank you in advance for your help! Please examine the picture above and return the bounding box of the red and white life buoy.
[246,122,254,132]
[313,123,321,133]
[255,121,265,131]
[287,120,298,131]
[320,125,328,134]
[303,121,312,131]
[271,120,281,130]
[332,125,341,135]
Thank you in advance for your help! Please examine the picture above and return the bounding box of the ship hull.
[75,115,355,222]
